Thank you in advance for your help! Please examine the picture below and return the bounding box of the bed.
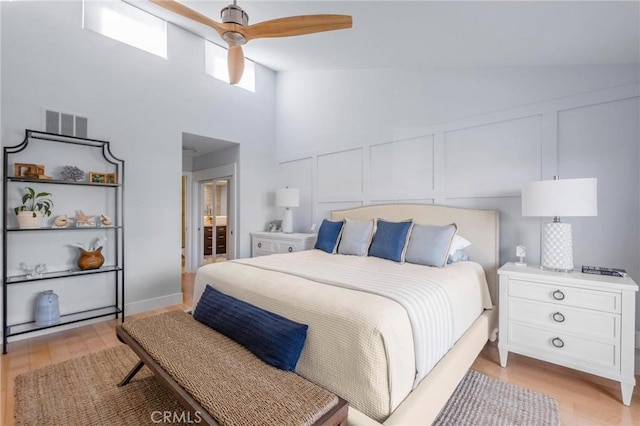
[194,204,499,425]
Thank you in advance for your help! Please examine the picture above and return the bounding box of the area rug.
[15,345,559,425]
[433,369,560,426]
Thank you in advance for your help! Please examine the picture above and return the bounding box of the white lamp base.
[541,221,573,272]
[282,208,294,234]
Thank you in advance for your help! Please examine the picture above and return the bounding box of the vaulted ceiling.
[134,1,640,72]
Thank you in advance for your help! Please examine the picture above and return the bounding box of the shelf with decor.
[6,225,123,232]
[7,176,120,187]
[7,305,123,337]
[6,265,123,285]
[2,129,125,354]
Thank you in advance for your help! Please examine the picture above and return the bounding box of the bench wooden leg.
[119,360,145,387]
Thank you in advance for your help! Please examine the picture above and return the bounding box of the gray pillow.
[337,219,375,256]
[405,223,458,267]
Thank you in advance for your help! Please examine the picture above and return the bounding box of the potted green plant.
[13,187,53,229]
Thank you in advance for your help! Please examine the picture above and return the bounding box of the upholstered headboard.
[331,204,500,304]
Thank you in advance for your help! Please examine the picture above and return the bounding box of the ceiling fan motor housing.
[221,4,249,26]
[221,4,249,45]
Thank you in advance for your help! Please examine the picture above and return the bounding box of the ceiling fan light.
[222,31,246,46]
[221,4,249,26]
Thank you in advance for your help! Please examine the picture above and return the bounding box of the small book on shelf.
[581,265,627,277]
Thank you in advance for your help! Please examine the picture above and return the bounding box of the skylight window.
[83,1,167,59]
[205,41,256,92]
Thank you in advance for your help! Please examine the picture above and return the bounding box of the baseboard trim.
[124,292,184,316]
[6,293,184,344]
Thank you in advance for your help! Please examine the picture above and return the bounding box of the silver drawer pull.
[552,290,565,300]
[257,242,262,248]
[288,246,293,253]
[551,337,565,348]
[552,312,565,323]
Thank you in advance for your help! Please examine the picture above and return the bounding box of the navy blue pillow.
[193,285,308,371]
[314,219,344,253]
[368,219,413,262]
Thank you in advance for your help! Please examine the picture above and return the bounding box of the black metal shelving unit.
[2,129,125,354]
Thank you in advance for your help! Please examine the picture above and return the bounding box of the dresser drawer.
[509,279,621,313]
[509,322,618,371]
[509,298,619,341]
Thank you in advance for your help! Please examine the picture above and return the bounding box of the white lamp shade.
[522,178,597,217]
[276,188,300,208]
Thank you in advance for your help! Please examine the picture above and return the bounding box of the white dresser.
[251,232,317,257]
[498,262,638,405]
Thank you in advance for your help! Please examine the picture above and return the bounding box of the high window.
[83,1,167,59]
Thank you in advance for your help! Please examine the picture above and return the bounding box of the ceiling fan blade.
[150,0,227,37]
[244,15,352,41]
[228,45,245,85]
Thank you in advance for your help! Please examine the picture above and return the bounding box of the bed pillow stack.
[321,216,468,267]
[194,285,308,371]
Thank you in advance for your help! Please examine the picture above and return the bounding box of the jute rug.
[433,370,560,426]
[15,345,559,425]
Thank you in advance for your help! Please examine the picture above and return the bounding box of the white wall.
[1,1,277,329]
[193,145,240,172]
[275,66,640,329]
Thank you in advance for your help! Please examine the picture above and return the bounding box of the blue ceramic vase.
[35,290,60,326]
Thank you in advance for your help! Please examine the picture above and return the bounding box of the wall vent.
[44,109,88,138]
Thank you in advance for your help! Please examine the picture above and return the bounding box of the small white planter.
[16,211,43,229]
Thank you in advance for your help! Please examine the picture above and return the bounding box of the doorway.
[202,178,230,265]
[187,162,237,273]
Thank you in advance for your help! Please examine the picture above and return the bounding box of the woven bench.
[117,310,348,426]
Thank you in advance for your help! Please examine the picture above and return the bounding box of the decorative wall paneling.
[557,97,639,285]
[277,83,640,287]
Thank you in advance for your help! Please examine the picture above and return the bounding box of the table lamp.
[276,187,300,234]
[521,176,597,272]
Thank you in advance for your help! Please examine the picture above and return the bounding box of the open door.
[189,163,237,272]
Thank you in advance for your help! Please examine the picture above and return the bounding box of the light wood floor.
[1,272,639,425]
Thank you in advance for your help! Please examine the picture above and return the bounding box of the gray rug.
[15,345,559,425]
[434,369,560,426]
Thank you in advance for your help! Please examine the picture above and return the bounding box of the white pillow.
[448,234,471,257]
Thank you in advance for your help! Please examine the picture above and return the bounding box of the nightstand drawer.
[509,322,617,371]
[509,298,619,341]
[277,242,301,253]
[251,232,317,257]
[253,239,276,254]
[509,279,620,313]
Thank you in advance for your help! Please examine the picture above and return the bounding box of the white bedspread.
[234,251,490,386]
[194,250,492,421]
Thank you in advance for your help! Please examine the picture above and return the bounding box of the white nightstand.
[251,232,317,257]
[498,262,638,405]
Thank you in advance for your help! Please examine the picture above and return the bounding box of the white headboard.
[331,204,500,304]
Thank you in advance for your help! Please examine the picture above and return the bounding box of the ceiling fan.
[151,0,353,85]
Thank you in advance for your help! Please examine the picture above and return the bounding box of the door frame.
[188,163,237,273]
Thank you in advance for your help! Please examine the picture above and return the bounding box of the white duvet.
[194,250,492,421]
